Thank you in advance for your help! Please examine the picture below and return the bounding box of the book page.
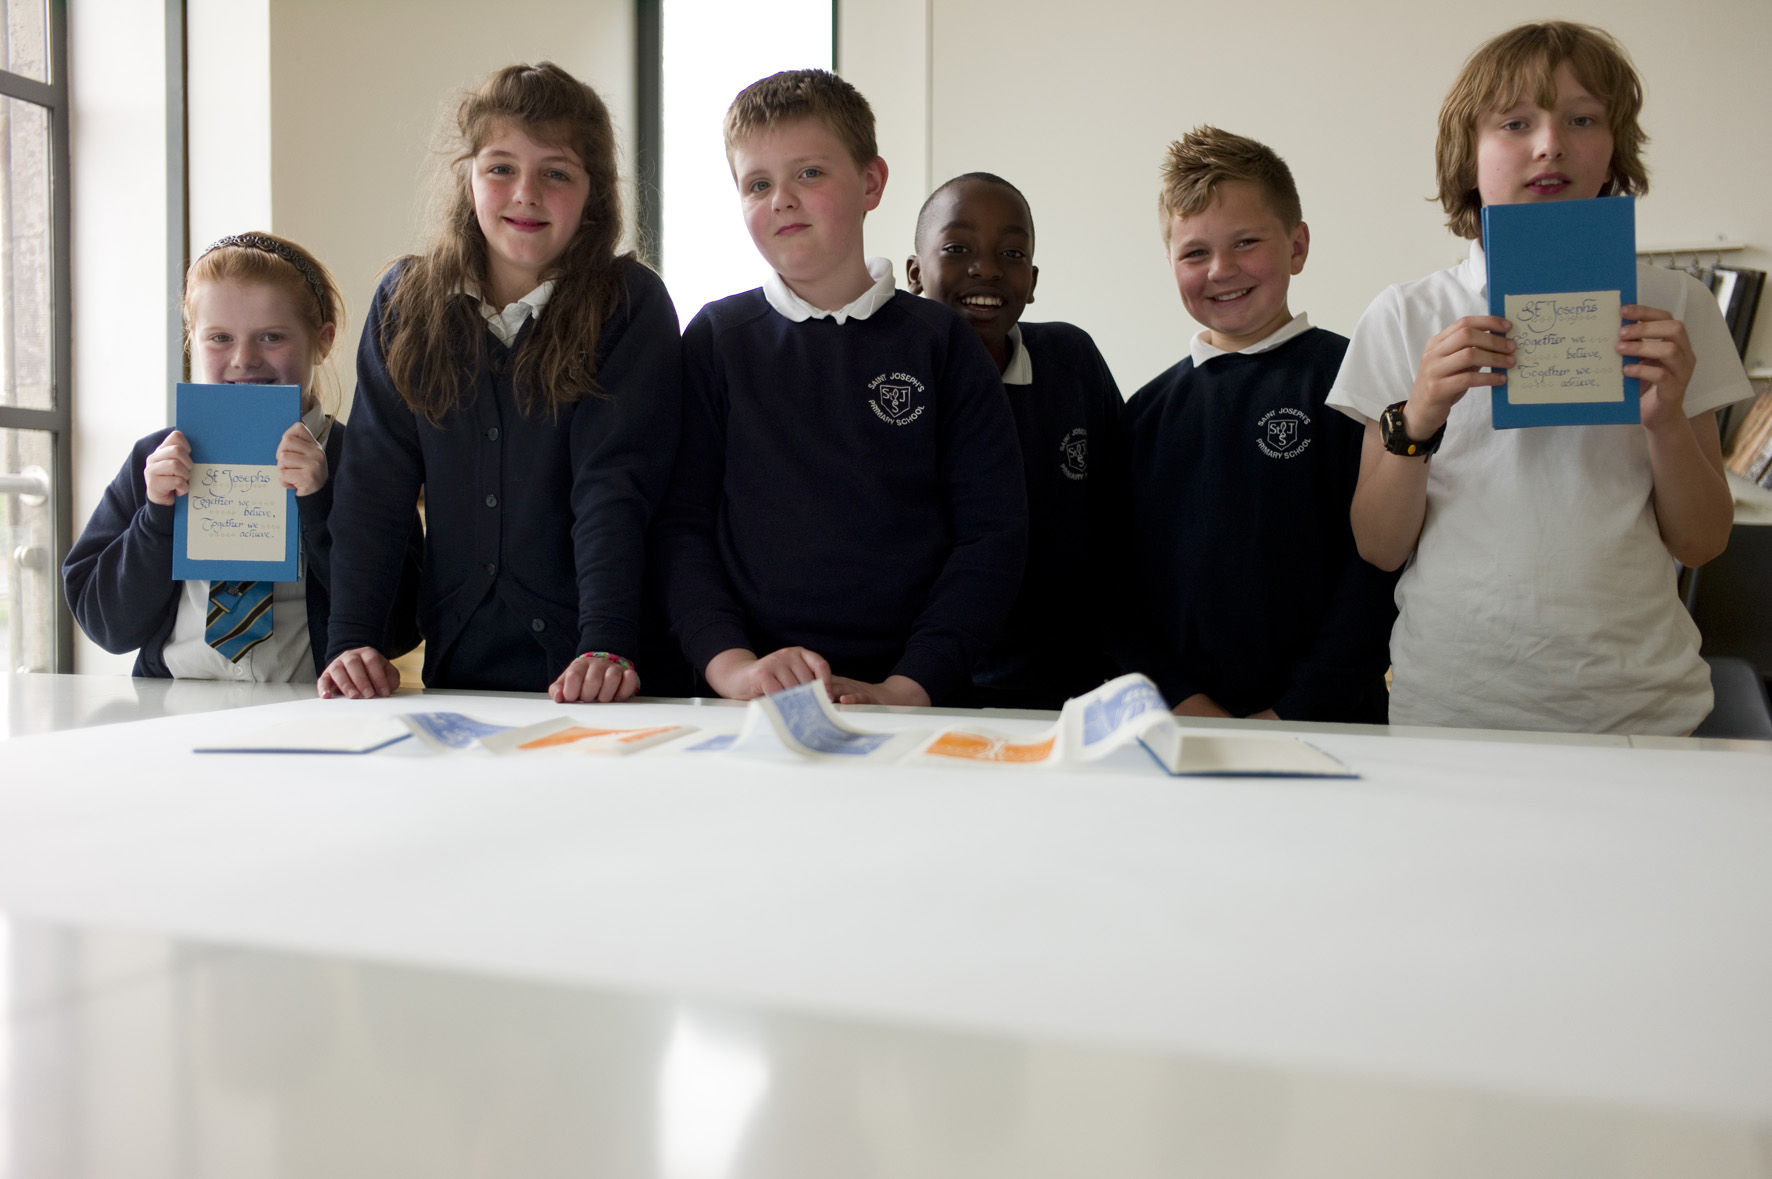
[185,463,286,561]
[1504,291,1624,405]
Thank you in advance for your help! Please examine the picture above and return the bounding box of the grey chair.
[1694,655,1772,739]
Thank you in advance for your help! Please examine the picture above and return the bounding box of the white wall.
[261,0,637,417]
[69,1,175,673]
[68,0,1772,673]
[847,0,1772,396]
[187,0,272,249]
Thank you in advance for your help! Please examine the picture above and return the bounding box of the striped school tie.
[206,580,273,662]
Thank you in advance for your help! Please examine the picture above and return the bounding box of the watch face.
[1382,404,1426,457]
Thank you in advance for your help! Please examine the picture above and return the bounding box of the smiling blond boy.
[653,69,1025,708]
[1118,126,1397,723]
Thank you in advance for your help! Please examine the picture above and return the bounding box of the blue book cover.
[171,382,300,581]
[1483,195,1638,428]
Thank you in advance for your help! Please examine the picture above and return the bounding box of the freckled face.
[1166,181,1307,351]
[1474,60,1614,209]
[470,121,592,305]
[189,280,332,411]
[908,180,1038,363]
[732,119,885,302]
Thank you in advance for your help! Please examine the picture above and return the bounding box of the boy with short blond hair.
[1119,126,1397,723]
[655,69,1026,708]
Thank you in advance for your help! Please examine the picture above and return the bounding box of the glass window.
[0,0,69,670]
[0,95,52,411]
[1,0,47,84]
[660,0,832,326]
[0,425,53,671]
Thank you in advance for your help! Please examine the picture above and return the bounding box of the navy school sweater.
[654,288,1027,704]
[972,321,1123,708]
[327,257,682,687]
[1117,327,1398,722]
[62,421,421,677]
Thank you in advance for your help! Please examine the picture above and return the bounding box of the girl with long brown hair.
[320,62,681,701]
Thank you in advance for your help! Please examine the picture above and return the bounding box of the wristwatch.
[1379,401,1445,459]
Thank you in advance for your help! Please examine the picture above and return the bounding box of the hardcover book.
[171,383,300,582]
[1483,196,1638,429]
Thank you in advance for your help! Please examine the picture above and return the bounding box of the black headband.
[200,233,332,323]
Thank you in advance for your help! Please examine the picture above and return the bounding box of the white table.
[3,674,1770,1177]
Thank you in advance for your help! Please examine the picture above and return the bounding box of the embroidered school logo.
[868,371,927,426]
[1059,427,1089,481]
[1255,406,1312,460]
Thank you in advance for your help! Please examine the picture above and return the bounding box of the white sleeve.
[1326,284,1417,425]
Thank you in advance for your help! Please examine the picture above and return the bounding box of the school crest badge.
[1255,406,1312,460]
[1059,427,1088,481]
[868,371,927,426]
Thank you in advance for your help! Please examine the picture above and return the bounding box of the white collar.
[763,257,896,324]
[300,400,331,447]
[1188,312,1312,367]
[1002,323,1033,385]
[1462,239,1488,296]
[459,280,557,346]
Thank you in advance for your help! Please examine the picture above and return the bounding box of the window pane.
[0,96,52,410]
[661,0,831,326]
[0,0,46,84]
[0,426,54,672]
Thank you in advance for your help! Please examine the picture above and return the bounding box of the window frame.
[0,0,72,672]
[634,0,839,273]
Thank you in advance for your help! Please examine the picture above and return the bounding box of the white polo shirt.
[763,258,896,324]
[1188,312,1314,367]
[1327,242,1751,735]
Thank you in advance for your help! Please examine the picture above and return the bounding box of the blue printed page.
[171,383,300,581]
[1483,197,1638,429]
[399,713,515,751]
[760,682,898,756]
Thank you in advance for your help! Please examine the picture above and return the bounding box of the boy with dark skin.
[909,173,1122,708]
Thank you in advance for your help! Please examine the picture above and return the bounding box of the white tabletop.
[3,674,1770,1174]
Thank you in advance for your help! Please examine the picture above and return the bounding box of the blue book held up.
[171,382,300,581]
[1483,195,1638,429]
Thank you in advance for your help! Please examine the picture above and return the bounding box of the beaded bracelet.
[582,651,634,672]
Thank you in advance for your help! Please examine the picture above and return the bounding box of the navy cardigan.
[326,258,682,686]
[62,421,419,677]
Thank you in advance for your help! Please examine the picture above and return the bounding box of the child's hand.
[317,646,400,699]
[144,430,192,506]
[277,421,329,496]
[705,646,832,700]
[826,675,931,708]
[550,653,640,703]
[1245,708,1280,721]
[1619,304,1696,433]
[1172,693,1232,718]
[1406,316,1514,437]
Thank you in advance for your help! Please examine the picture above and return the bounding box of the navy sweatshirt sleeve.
[565,261,684,659]
[1270,415,1398,721]
[654,306,752,667]
[1109,391,1204,706]
[892,312,1028,698]
[62,430,182,670]
[326,270,429,663]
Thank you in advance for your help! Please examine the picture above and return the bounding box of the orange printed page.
[517,725,679,751]
[923,731,1056,764]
